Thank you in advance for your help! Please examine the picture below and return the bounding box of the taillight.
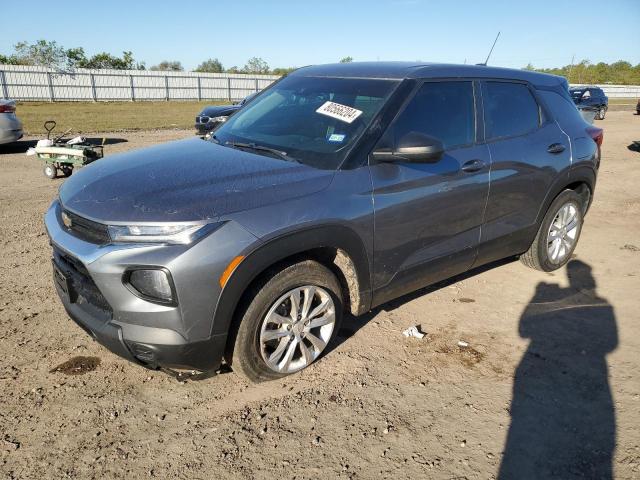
[586,126,603,147]
[0,104,16,113]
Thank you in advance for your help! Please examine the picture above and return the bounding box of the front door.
[370,80,491,306]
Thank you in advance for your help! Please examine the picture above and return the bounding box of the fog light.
[127,269,174,304]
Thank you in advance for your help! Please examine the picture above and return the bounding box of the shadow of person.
[498,260,618,479]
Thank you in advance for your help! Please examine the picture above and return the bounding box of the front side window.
[483,82,540,139]
[212,75,398,169]
[390,81,475,150]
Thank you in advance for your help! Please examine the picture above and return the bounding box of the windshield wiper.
[224,141,297,162]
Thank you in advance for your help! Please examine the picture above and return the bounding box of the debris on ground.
[402,325,426,339]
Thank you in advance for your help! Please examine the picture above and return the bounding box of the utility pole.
[568,54,576,84]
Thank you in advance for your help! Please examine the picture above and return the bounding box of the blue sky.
[2,0,639,70]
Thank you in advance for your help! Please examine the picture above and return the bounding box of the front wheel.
[520,190,584,271]
[228,260,343,382]
[43,164,57,179]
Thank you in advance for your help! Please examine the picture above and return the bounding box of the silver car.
[0,99,23,145]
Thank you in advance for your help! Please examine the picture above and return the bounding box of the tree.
[243,57,269,74]
[65,47,88,68]
[225,66,242,74]
[270,66,296,76]
[13,40,67,69]
[524,59,640,86]
[195,58,224,73]
[0,41,143,70]
[150,60,184,71]
[0,53,20,65]
[83,51,142,70]
[339,56,353,63]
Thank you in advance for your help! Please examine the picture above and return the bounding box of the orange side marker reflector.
[219,256,245,288]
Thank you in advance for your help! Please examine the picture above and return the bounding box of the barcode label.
[316,101,363,124]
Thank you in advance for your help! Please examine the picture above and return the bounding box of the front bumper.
[0,114,23,145]
[45,201,258,372]
[0,128,23,145]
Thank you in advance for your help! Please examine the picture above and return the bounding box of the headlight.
[107,223,219,244]
[209,116,228,123]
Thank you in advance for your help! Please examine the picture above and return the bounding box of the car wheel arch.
[536,174,594,228]
[211,224,372,340]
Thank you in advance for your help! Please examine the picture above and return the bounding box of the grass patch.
[16,97,637,135]
[608,98,637,105]
[16,101,231,135]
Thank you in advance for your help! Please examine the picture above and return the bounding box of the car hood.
[59,138,335,223]
[200,105,239,116]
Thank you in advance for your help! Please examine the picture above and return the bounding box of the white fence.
[570,84,640,99]
[0,65,280,102]
[1,64,638,102]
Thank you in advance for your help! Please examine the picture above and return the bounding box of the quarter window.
[483,82,540,139]
[391,81,475,150]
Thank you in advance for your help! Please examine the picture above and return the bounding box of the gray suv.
[45,62,603,382]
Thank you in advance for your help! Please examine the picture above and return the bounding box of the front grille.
[61,209,110,245]
[53,246,113,318]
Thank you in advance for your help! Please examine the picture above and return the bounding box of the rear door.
[370,80,491,304]
[476,80,572,264]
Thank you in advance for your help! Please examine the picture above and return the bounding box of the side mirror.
[372,132,444,163]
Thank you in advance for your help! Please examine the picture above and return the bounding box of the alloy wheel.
[259,285,335,374]
[547,202,580,264]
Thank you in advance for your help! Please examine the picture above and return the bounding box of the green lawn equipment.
[30,121,105,179]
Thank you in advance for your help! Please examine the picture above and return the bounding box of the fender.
[534,164,596,227]
[209,224,372,337]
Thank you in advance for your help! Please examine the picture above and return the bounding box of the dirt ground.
[0,114,638,479]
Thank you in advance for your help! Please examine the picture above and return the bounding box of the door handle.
[461,159,486,173]
[547,143,566,154]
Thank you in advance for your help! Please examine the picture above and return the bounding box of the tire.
[597,106,606,120]
[43,164,57,179]
[61,166,73,177]
[520,190,584,272]
[228,260,343,382]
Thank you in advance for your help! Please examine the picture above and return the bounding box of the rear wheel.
[520,190,584,271]
[597,106,606,120]
[61,166,73,177]
[228,260,343,382]
[43,164,57,179]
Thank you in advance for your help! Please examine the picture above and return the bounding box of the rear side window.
[537,90,586,128]
[483,82,540,139]
[392,81,475,149]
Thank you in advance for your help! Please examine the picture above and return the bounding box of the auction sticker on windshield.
[316,101,363,124]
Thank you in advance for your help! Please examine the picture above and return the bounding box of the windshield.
[212,75,398,169]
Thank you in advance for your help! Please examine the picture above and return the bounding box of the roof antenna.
[478,31,500,66]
